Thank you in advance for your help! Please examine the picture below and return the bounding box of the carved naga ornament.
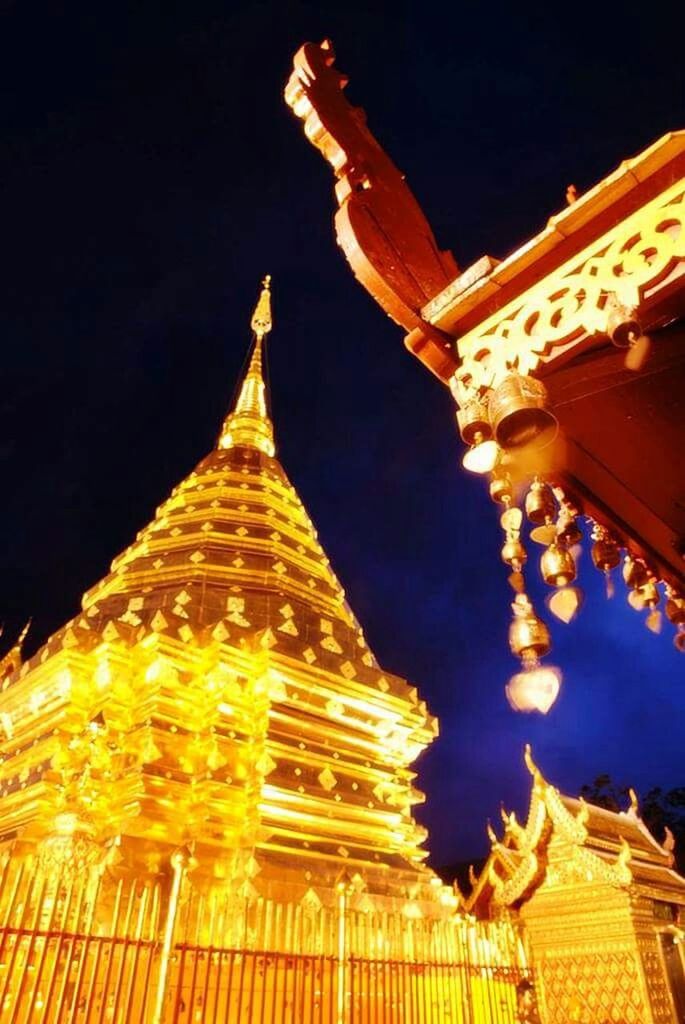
[285,40,458,378]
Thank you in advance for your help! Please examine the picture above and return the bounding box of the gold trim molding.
[450,180,685,406]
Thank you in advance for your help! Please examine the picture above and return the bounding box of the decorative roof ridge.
[0,621,31,683]
[619,808,677,863]
[519,750,677,867]
[466,747,685,914]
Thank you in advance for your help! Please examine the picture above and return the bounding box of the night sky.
[2,2,684,867]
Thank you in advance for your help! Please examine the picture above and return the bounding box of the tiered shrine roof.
[466,747,685,915]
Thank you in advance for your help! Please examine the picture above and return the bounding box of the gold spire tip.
[250,275,273,339]
[217,276,275,457]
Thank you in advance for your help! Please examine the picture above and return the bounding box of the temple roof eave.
[560,795,675,866]
[421,130,685,336]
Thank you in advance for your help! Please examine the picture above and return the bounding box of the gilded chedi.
[0,277,435,895]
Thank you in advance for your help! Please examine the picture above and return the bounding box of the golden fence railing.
[164,948,526,1023]
[0,853,161,1022]
[167,948,339,1024]
[163,881,531,1023]
[0,852,532,1022]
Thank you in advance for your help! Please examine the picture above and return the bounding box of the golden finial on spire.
[250,274,273,338]
[218,276,276,457]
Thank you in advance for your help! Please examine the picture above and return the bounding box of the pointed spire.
[218,276,275,457]
[0,620,31,683]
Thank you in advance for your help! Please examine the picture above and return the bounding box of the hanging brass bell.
[458,400,499,473]
[556,513,582,548]
[628,578,661,631]
[489,372,558,450]
[607,306,642,349]
[541,542,577,588]
[456,399,492,445]
[591,537,620,572]
[501,538,528,568]
[489,469,513,505]
[622,556,649,589]
[525,479,556,525]
[665,593,685,627]
[665,591,685,648]
[639,579,660,607]
[501,507,523,533]
[509,597,551,660]
[605,297,652,371]
[591,530,620,598]
[643,583,662,634]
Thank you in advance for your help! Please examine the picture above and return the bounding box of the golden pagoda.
[0,279,527,1021]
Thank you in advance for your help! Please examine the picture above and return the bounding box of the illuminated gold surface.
[1,283,435,893]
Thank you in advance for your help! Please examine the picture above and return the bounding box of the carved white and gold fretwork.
[449,181,685,407]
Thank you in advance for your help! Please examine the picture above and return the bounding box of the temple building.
[0,38,682,1018]
[0,279,526,1021]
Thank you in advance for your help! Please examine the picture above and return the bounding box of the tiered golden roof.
[0,279,437,900]
[467,745,685,914]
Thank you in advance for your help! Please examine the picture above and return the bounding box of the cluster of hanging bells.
[457,370,556,474]
[498,472,683,713]
[454,364,682,714]
[457,297,650,472]
[496,473,574,714]
[456,370,564,712]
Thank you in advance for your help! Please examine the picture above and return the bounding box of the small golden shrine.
[466,748,685,1023]
[0,279,528,1021]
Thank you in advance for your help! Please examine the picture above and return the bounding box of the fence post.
[151,845,194,1024]
[335,872,354,1024]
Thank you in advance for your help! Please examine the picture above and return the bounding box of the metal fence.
[166,948,525,1023]
[0,853,531,1022]
[0,857,160,1022]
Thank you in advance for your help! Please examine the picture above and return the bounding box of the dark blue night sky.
[1,1,683,866]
